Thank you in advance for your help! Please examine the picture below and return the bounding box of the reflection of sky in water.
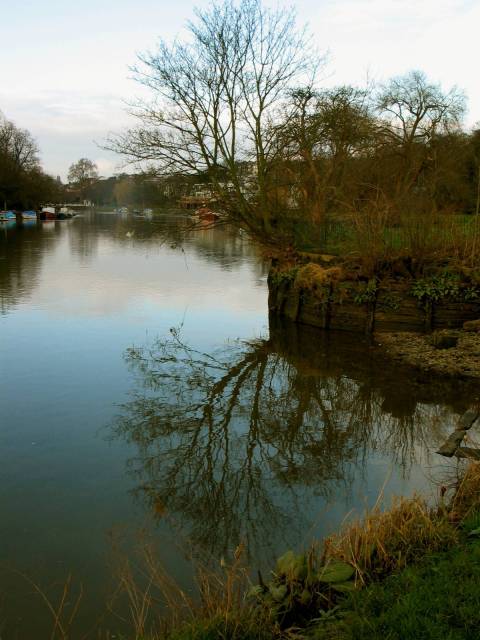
[0,211,472,638]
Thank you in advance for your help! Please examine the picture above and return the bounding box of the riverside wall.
[268,271,480,334]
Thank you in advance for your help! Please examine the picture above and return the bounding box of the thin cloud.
[1,0,479,178]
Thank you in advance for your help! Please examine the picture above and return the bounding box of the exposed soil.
[376,329,480,379]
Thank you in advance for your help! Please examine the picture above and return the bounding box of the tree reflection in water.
[112,318,471,562]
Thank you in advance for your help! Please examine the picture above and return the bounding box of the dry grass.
[110,541,274,640]
[111,464,480,637]
[321,494,458,586]
[449,461,480,522]
[346,194,394,272]
[294,263,343,294]
[318,206,480,275]
[16,464,480,639]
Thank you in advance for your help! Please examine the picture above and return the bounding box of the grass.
[293,213,480,271]
[322,494,458,584]
[164,613,275,640]
[314,539,480,640]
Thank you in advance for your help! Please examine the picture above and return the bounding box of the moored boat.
[57,207,75,219]
[40,207,56,220]
[0,210,16,222]
[193,206,221,221]
[21,210,37,220]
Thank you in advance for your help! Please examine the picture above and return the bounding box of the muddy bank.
[376,329,480,380]
[268,259,480,379]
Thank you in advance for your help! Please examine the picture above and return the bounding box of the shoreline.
[376,328,480,380]
[149,462,480,640]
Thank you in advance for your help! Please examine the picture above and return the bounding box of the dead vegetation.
[294,263,344,295]
[322,495,457,585]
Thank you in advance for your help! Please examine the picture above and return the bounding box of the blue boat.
[21,210,37,220]
[0,210,16,222]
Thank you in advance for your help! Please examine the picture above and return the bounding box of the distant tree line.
[0,113,197,211]
[0,112,62,209]
[68,168,189,207]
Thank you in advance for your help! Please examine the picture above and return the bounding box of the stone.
[429,331,458,349]
[463,319,480,332]
[437,430,466,456]
[457,410,480,431]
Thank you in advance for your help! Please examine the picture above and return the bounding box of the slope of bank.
[314,539,480,640]
[268,260,480,334]
[144,463,480,640]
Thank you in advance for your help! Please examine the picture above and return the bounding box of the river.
[0,210,472,638]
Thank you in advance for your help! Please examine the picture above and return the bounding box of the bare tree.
[377,70,465,145]
[0,112,60,208]
[269,86,375,224]
[107,0,322,241]
[0,112,39,173]
[376,70,466,201]
[67,158,99,198]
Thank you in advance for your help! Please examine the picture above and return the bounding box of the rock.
[437,430,466,456]
[454,447,480,461]
[457,410,480,431]
[429,331,458,349]
[463,319,480,332]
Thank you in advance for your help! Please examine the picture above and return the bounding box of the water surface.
[0,211,472,638]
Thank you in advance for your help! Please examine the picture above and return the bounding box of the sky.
[1,0,479,181]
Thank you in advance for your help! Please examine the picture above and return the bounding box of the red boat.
[40,207,56,220]
[194,206,221,221]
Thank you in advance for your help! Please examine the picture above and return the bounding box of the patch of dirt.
[376,330,480,379]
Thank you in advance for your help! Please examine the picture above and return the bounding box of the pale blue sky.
[1,0,479,180]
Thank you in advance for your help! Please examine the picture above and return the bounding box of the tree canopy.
[67,158,99,198]
[0,112,61,209]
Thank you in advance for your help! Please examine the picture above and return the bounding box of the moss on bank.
[269,259,480,335]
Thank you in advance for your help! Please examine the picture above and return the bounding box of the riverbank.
[267,258,480,380]
[160,539,480,639]
[268,259,480,334]
[314,539,480,639]
[377,328,480,379]
[132,463,480,640]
